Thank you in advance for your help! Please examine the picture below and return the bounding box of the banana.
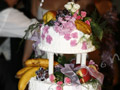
[18,67,40,90]
[16,67,33,79]
[25,58,59,68]
[75,20,92,34]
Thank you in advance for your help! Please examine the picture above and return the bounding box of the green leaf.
[84,17,91,21]
[54,72,65,82]
[57,55,71,66]
[91,21,103,40]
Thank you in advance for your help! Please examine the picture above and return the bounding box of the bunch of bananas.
[16,58,58,90]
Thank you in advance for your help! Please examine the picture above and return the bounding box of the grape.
[36,67,49,81]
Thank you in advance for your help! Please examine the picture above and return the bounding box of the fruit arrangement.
[16,58,58,90]
[76,68,91,83]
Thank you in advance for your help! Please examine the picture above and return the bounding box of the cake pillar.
[76,54,81,64]
[48,52,54,75]
[81,53,87,66]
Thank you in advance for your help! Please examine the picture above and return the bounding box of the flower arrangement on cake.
[16,1,105,90]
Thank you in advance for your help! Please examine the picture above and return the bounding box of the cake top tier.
[38,2,96,54]
[29,2,104,54]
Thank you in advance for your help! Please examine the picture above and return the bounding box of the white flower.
[84,34,90,39]
[64,4,72,10]
[64,2,80,13]
[67,2,74,5]
[71,8,77,13]
[73,4,80,10]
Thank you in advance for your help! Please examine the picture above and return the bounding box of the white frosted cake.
[27,2,104,90]
[29,77,100,90]
[38,25,95,54]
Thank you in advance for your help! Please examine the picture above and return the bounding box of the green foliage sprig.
[89,11,107,48]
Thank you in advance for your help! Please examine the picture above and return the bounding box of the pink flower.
[71,32,78,38]
[70,40,77,47]
[73,13,77,19]
[89,60,95,65]
[64,34,71,40]
[64,77,71,84]
[54,21,75,35]
[75,10,79,14]
[56,85,63,90]
[65,15,72,20]
[58,17,63,22]
[63,21,75,30]
[43,25,49,34]
[41,33,45,40]
[57,81,63,85]
[85,20,90,25]
[73,12,82,20]
[49,74,55,83]
[81,41,87,50]
[58,17,66,24]
[76,15,82,20]
[70,17,76,22]
[46,35,52,44]
[54,24,61,33]
[81,11,87,18]
[89,60,98,67]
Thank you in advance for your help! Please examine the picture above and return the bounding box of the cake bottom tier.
[29,77,100,90]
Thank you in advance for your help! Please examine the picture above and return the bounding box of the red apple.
[76,68,91,83]
[80,74,91,83]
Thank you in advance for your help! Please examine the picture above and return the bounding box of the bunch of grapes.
[56,9,71,19]
[36,67,49,81]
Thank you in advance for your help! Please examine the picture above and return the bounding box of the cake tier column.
[76,54,81,64]
[48,52,54,75]
[81,53,87,66]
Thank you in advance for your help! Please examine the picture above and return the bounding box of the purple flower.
[42,25,49,34]
[65,15,72,20]
[70,40,77,46]
[58,17,66,24]
[54,17,76,36]
[46,35,52,44]
[64,34,71,40]
[30,31,40,41]
[71,32,78,38]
